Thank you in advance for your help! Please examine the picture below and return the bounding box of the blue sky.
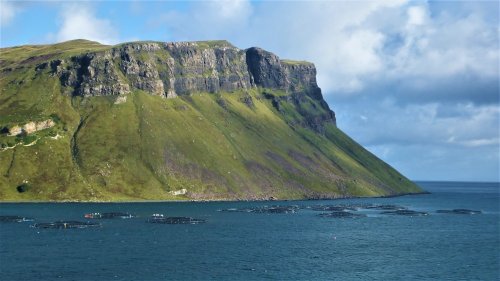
[1,0,499,182]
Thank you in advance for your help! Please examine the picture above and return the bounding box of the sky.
[0,0,499,182]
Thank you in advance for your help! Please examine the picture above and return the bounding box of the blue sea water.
[0,181,499,281]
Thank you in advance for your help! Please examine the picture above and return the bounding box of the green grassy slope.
[0,40,422,201]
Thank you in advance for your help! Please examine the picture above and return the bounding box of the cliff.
[0,40,421,201]
[31,40,335,133]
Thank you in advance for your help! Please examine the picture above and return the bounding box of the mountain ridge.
[0,39,422,201]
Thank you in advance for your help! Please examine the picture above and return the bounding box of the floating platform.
[84,212,134,219]
[317,211,366,218]
[365,204,408,211]
[0,216,34,223]
[436,209,482,215]
[381,210,429,216]
[32,221,102,229]
[310,205,358,212]
[147,216,206,224]
[219,205,299,214]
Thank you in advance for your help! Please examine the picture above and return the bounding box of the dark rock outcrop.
[246,47,288,89]
[245,47,323,99]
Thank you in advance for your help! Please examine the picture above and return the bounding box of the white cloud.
[1,1,19,26]
[336,100,500,149]
[333,99,499,181]
[407,6,427,26]
[366,142,499,181]
[216,0,251,20]
[391,6,499,80]
[56,4,118,45]
[338,30,385,75]
[459,138,500,147]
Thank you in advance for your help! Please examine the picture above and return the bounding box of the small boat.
[84,212,134,219]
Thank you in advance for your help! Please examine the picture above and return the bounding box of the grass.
[194,40,234,49]
[281,59,314,66]
[0,39,111,71]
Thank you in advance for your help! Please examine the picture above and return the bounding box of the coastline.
[0,191,430,204]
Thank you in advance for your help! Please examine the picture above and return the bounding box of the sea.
[0,181,499,281]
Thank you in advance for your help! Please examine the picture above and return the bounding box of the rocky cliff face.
[37,40,335,130]
[246,47,318,95]
[7,119,55,136]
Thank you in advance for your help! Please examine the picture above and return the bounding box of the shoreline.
[0,191,430,204]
